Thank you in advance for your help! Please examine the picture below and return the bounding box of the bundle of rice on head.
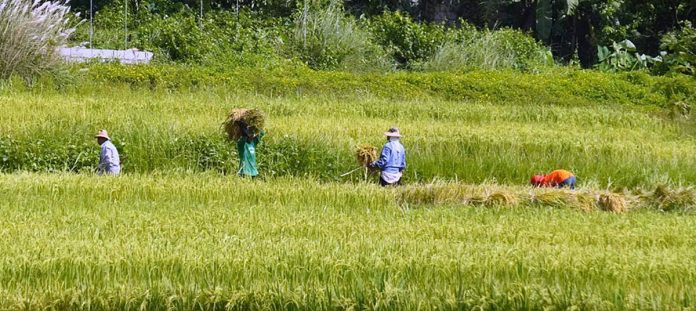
[355,144,378,167]
[223,108,266,141]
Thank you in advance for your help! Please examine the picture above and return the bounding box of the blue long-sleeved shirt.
[98,140,121,175]
[371,140,406,173]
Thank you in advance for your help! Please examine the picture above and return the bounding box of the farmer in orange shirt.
[531,169,576,189]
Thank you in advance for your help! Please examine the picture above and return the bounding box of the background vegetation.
[6,0,694,78]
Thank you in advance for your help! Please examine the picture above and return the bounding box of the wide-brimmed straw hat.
[95,129,110,140]
[384,127,401,137]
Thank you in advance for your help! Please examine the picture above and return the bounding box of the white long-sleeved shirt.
[98,140,121,175]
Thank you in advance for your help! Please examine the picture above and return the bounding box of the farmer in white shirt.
[95,129,121,175]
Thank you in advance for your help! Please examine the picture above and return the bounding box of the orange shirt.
[543,170,573,186]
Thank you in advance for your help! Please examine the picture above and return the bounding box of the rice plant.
[0,90,694,187]
[0,173,695,309]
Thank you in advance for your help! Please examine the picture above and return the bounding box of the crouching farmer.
[369,127,406,186]
[531,169,576,189]
[95,129,121,176]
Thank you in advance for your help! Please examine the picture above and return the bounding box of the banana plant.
[535,0,578,45]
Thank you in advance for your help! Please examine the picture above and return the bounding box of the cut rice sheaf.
[355,144,378,167]
[223,108,266,141]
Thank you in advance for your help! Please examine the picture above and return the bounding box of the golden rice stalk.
[397,184,437,205]
[653,184,671,200]
[223,108,265,141]
[485,191,519,207]
[597,192,627,213]
[650,185,696,212]
[531,190,571,208]
[355,144,378,167]
[574,192,598,212]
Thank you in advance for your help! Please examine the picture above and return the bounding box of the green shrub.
[200,11,291,68]
[657,21,696,76]
[420,28,553,72]
[368,11,449,68]
[290,1,393,71]
[35,63,691,108]
[71,3,289,67]
[133,11,208,62]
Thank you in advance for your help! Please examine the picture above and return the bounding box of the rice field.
[1,81,695,309]
[0,173,695,309]
[1,88,695,187]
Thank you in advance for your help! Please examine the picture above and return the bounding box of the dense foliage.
[61,0,695,75]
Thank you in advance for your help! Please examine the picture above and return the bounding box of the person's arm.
[370,145,391,169]
[103,146,115,168]
[400,151,406,172]
[254,130,266,144]
[97,146,108,173]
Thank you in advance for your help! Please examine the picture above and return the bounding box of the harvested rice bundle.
[650,185,696,212]
[485,191,519,207]
[223,108,265,141]
[397,184,437,205]
[531,190,573,208]
[597,192,627,213]
[355,144,378,167]
[574,192,598,212]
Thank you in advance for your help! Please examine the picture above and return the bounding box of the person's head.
[384,127,401,141]
[530,175,545,187]
[95,129,110,145]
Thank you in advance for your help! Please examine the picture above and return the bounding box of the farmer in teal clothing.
[237,122,265,177]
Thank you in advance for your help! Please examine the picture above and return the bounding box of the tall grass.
[0,89,694,187]
[0,173,695,309]
[291,0,392,71]
[421,28,553,72]
[0,0,78,80]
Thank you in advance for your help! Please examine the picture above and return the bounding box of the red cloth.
[530,175,545,186]
[542,170,574,186]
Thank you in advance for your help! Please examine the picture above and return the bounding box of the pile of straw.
[597,192,627,213]
[395,183,640,213]
[649,185,696,212]
[485,191,519,207]
[355,144,378,167]
[223,108,265,141]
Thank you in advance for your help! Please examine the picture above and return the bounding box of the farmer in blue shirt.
[369,127,406,186]
[95,129,121,175]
